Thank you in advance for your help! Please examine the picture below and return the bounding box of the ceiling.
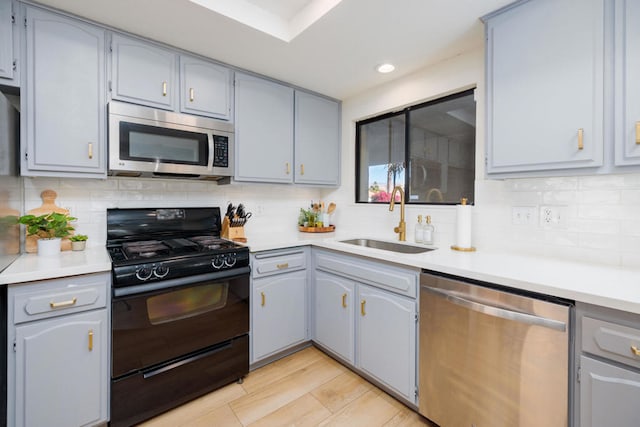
[32,0,514,100]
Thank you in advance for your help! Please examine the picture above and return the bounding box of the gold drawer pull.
[636,122,640,145]
[578,128,584,150]
[88,330,94,351]
[50,297,77,309]
[88,143,93,159]
[276,263,289,270]
[162,81,167,96]
[342,293,347,308]
[301,164,305,175]
[286,162,290,174]
[261,292,265,307]
[361,299,366,316]
[632,345,640,356]
[189,88,194,102]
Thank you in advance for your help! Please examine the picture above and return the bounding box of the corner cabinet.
[485,0,605,175]
[0,0,19,86]
[312,249,418,405]
[250,248,308,365]
[22,6,106,178]
[7,272,110,427]
[234,73,294,183]
[294,91,340,185]
[614,0,640,166]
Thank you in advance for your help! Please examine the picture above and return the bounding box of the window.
[356,89,476,204]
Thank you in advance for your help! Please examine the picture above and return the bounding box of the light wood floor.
[139,345,435,427]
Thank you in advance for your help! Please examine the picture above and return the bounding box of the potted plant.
[69,234,88,251]
[18,212,76,256]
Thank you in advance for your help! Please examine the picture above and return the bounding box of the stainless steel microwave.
[108,101,234,181]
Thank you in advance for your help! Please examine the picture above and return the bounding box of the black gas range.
[107,207,250,427]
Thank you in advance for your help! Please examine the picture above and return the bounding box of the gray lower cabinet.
[180,54,232,120]
[7,272,110,427]
[22,5,106,177]
[294,91,340,185]
[234,72,294,183]
[485,0,605,175]
[577,303,640,427]
[110,33,177,110]
[0,0,18,85]
[251,248,308,364]
[312,249,418,404]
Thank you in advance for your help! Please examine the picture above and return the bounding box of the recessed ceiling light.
[376,63,395,73]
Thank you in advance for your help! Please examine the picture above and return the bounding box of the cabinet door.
[313,271,355,364]
[234,72,294,183]
[180,55,232,120]
[252,269,307,362]
[356,284,416,402]
[615,0,640,165]
[23,6,106,176]
[486,0,605,174]
[111,33,177,110]
[294,91,340,185]
[0,0,14,81]
[580,356,640,427]
[14,309,108,427]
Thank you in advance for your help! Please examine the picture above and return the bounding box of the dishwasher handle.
[422,285,567,332]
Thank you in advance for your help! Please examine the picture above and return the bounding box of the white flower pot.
[37,238,61,256]
[71,241,86,251]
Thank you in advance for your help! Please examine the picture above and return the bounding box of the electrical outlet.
[511,206,536,225]
[540,205,566,228]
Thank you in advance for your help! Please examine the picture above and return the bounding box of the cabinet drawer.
[10,272,109,324]
[252,249,306,278]
[582,316,640,369]
[314,250,418,298]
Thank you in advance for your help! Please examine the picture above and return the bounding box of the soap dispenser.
[415,215,424,243]
[423,215,435,245]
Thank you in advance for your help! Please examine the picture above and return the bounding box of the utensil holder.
[222,217,246,243]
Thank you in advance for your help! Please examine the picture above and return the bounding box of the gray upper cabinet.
[615,0,640,166]
[294,91,340,185]
[22,6,106,177]
[180,55,232,120]
[486,0,605,175]
[0,0,16,84]
[234,72,294,183]
[110,33,177,110]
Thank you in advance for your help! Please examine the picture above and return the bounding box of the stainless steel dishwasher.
[419,272,572,427]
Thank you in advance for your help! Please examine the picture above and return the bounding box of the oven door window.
[146,283,228,325]
[119,122,209,165]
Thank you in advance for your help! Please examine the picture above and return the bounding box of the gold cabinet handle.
[632,345,640,356]
[189,88,194,102]
[300,164,305,175]
[276,263,289,269]
[360,299,366,316]
[342,293,347,308]
[286,162,290,174]
[578,128,584,150]
[88,329,94,351]
[636,122,640,145]
[162,81,167,96]
[88,142,93,159]
[261,292,265,307]
[50,297,77,309]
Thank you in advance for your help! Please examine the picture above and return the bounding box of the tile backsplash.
[16,172,640,269]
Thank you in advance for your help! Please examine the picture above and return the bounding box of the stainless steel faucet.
[389,186,406,241]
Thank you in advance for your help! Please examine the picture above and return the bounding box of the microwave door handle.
[208,134,215,169]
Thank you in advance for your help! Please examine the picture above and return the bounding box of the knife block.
[222,217,246,243]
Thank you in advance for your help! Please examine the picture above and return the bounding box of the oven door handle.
[113,266,250,298]
[142,341,233,379]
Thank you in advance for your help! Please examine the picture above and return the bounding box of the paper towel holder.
[451,197,476,252]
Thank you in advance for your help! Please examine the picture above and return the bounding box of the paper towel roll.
[455,203,472,249]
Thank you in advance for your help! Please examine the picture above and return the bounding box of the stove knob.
[211,255,224,269]
[135,266,153,281]
[154,264,169,278]
[224,253,237,268]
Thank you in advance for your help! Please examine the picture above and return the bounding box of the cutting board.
[25,190,73,253]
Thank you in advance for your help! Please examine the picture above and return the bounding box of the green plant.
[69,234,88,242]
[18,212,76,239]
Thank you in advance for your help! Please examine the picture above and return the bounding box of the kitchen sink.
[340,239,435,254]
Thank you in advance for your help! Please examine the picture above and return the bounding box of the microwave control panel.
[213,136,229,167]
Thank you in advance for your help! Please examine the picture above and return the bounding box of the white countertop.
[0,247,111,285]
[1,234,638,315]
